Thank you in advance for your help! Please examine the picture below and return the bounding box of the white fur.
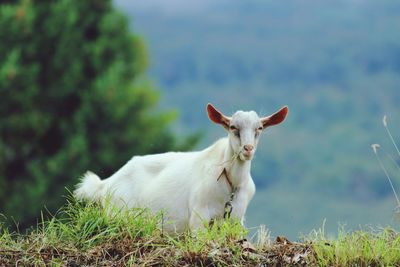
[74,104,287,233]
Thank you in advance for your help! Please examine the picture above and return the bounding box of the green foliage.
[0,0,198,229]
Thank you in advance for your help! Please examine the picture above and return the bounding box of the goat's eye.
[255,127,262,137]
[229,125,240,137]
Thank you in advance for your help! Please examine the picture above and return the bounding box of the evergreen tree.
[0,0,197,229]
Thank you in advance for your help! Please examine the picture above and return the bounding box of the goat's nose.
[244,145,254,152]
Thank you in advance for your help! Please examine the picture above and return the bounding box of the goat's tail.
[74,171,104,202]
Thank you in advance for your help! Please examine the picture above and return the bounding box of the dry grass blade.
[383,115,400,158]
[371,144,400,208]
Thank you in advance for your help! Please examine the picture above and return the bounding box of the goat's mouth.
[239,151,253,161]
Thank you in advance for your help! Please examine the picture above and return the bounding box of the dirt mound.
[0,236,315,266]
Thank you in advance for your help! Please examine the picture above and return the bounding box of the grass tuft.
[311,226,400,266]
[372,114,400,214]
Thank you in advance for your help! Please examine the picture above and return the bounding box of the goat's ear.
[261,106,288,129]
[207,103,230,129]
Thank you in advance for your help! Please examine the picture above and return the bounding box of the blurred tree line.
[124,0,400,202]
[0,0,198,229]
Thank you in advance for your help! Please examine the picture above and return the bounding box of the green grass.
[0,198,276,266]
[0,198,165,266]
[1,198,399,266]
[310,224,400,266]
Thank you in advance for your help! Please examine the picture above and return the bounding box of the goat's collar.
[217,168,234,192]
[217,168,238,219]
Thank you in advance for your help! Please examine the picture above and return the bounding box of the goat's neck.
[223,143,251,188]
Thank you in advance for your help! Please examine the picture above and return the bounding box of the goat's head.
[207,103,288,161]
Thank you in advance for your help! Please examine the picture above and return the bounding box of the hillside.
[113,0,400,238]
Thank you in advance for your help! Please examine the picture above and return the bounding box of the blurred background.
[1,0,400,239]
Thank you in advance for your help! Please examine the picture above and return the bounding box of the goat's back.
[102,138,227,208]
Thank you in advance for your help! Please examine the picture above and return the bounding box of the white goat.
[74,104,288,233]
